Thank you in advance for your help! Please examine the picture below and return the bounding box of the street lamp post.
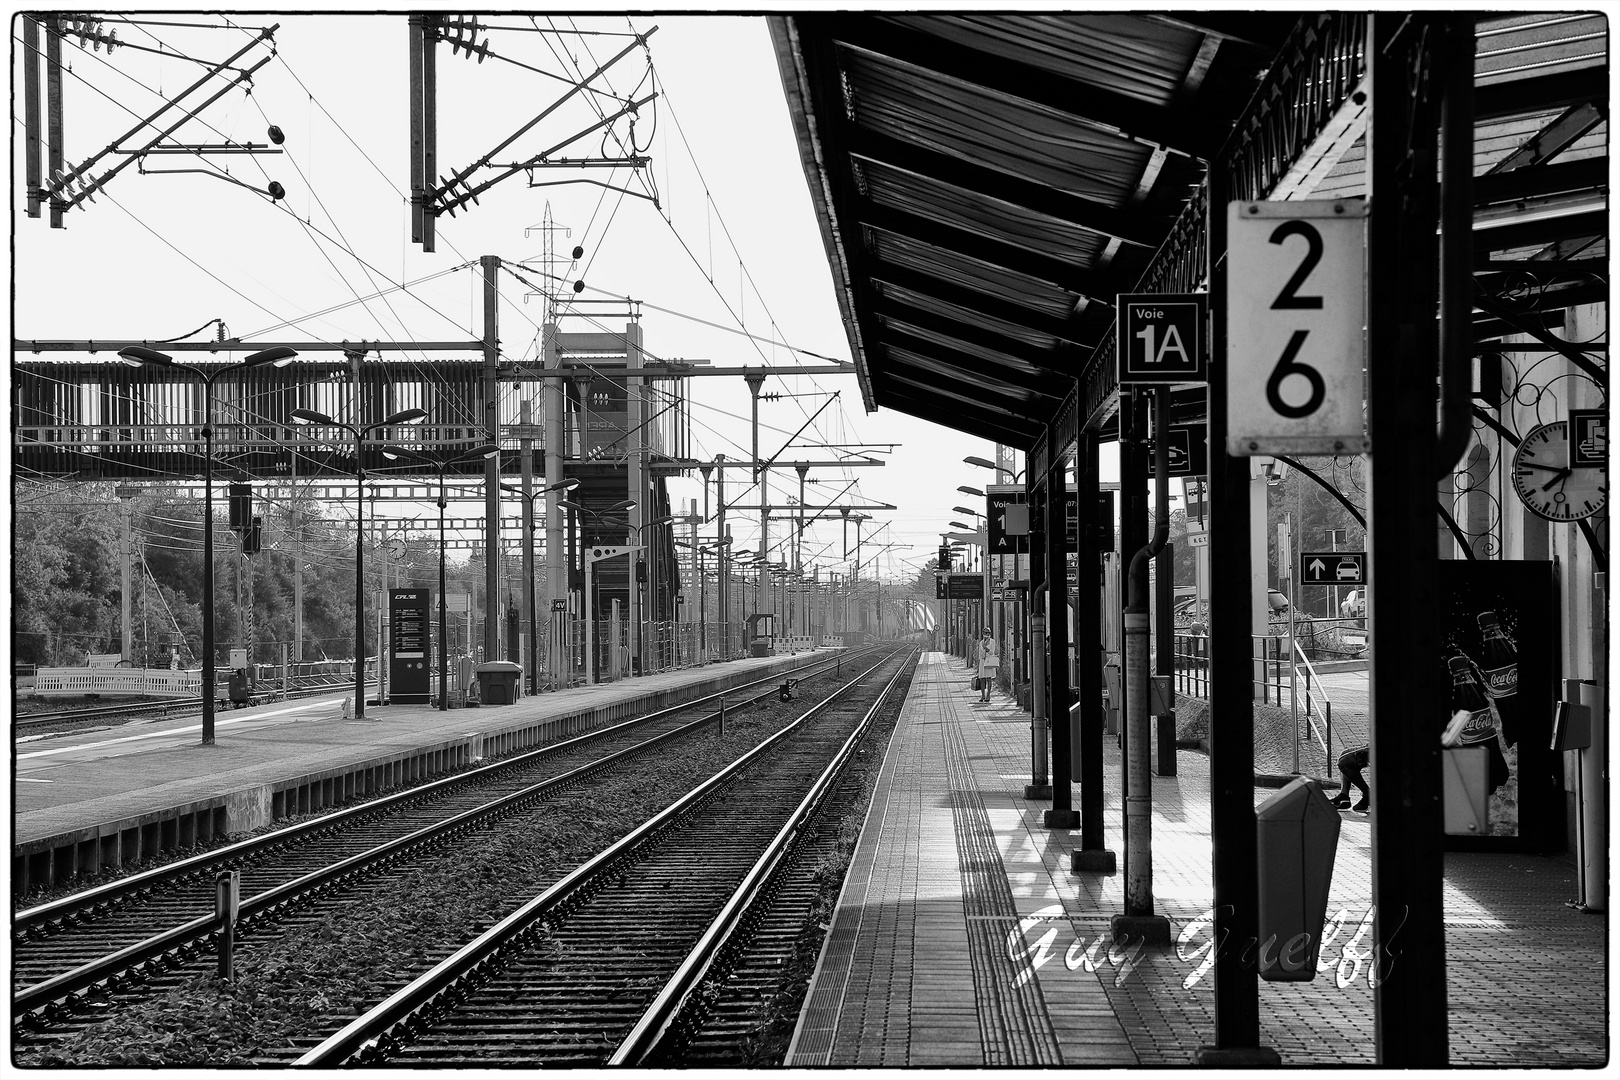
[117,345,297,746]
[386,442,501,709]
[291,405,426,719]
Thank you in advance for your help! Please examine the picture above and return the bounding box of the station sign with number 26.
[1226,201,1368,457]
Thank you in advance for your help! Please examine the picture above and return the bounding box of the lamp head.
[952,506,978,517]
[963,455,996,470]
[244,346,297,368]
[957,485,985,498]
[117,346,174,368]
[382,407,428,426]
[605,499,636,513]
[559,499,585,512]
[547,477,582,492]
[381,444,417,461]
[290,407,333,425]
[462,443,501,461]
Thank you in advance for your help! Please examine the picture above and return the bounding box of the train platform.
[12,651,819,895]
[787,652,1607,1068]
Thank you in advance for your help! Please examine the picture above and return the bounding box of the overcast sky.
[13,12,1127,578]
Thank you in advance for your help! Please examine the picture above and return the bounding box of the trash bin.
[1255,777,1341,982]
[1442,746,1489,835]
[475,661,522,706]
[749,640,771,658]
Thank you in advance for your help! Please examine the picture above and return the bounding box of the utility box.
[1153,713,1176,776]
[1256,777,1341,981]
[1442,746,1490,835]
[1102,662,1122,736]
[475,661,522,706]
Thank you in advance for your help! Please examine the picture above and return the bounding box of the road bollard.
[718,695,725,736]
[216,870,240,980]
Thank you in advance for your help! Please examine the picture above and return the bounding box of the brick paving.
[789,652,1607,1067]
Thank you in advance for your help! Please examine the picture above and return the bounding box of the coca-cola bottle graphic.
[1476,611,1518,747]
[1449,654,1509,795]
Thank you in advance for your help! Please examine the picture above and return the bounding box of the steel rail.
[15,648,872,932]
[14,649,882,1022]
[609,650,915,1064]
[294,647,902,1067]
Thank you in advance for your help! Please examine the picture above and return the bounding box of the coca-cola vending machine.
[1437,561,1561,851]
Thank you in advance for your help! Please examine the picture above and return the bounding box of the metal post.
[700,464,711,659]
[1366,13,1452,1065]
[215,870,239,980]
[407,15,425,243]
[200,379,218,742]
[628,323,646,675]
[544,323,565,687]
[520,400,537,692]
[1195,158,1271,1064]
[1044,438,1077,830]
[1073,430,1113,869]
[420,15,437,251]
[481,255,501,663]
[438,468,449,710]
[585,555,596,684]
[353,422,368,719]
[119,489,134,660]
[45,18,64,229]
[716,457,728,657]
[1115,389,1171,941]
[23,17,41,218]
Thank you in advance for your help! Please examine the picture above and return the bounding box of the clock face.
[1512,421,1608,522]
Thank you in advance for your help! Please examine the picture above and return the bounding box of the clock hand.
[1540,468,1572,492]
[1518,460,1569,473]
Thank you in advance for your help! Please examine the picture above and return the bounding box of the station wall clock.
[1511,420,1607,522]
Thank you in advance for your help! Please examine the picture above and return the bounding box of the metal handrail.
[1291,636,1337,777]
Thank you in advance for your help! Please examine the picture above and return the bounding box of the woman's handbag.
[971,677,983,691]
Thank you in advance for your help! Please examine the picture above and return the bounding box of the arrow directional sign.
[1300,550,1364,586]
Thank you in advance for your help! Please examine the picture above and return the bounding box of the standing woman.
[976,631,999,702]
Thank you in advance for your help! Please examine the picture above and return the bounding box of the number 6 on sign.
[1226,201,1369,456]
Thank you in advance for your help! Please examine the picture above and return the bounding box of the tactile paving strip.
[940,707,1065,1065]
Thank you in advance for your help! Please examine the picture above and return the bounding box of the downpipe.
[1029,580,1049,793]
[1125,388,1171,919]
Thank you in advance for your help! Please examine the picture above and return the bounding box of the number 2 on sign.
[1266,221,1327,418]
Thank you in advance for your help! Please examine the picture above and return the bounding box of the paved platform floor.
[14,652,809,851]
[788,652,1607,1067]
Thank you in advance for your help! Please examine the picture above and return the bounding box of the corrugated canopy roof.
[772,12,1607,450]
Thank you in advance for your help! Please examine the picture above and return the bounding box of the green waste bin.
[475,661,522,705]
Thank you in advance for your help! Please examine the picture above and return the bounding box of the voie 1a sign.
[1300,550,1365,586]
[1118,293,1207,384]
[1227,200,1368,457]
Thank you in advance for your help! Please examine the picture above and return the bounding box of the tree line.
[13,482,495,669]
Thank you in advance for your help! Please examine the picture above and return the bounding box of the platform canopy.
[771,13,1608,451]
[769,13,1295,449]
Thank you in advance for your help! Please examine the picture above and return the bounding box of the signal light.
[229,483,252,531]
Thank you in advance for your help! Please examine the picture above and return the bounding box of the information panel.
[389,589,431,704]
[1227,200,1368,456]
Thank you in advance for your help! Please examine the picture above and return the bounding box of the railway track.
[15,676,361,732]
[12,647,885,1052]
[296,647,916,1067]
